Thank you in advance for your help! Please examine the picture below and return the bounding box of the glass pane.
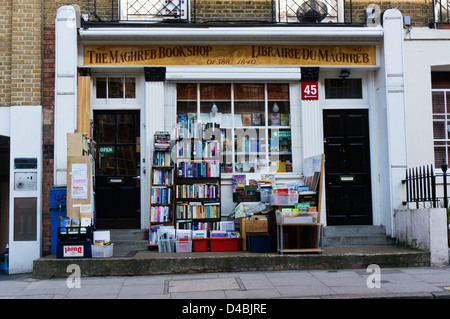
[268,84,289,100]
[269,101,290,126]
[200,84,231,127]
[234,128,267,173]
[325,79,362,99]
[435,146,446,167]
[117,145,137,175]
[269,128,292,173]
[433,120,445,139]
[96,77,107,98]
[234,84,264,100]
[96,114,115,144]
[200,101,232,126]
[234,84,265,127]
[108,77,124,98]
[177,83,197,100]
[177,101,197,116]
[200,83,231,100]
[268,84,290,127]
[220,128,233,173]
[97,152,116,175]
[117,114,136,143]
[125,78,136,99]
[432,72,450,89]
[432,91,445,114]
[234,102,265,127]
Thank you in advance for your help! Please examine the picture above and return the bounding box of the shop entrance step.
[323,225,396,247]
[108,229,148,252]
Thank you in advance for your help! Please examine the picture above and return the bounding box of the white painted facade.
[403,28,450,168]
[51,5,409,239]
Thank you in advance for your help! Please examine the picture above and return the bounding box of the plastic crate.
[56,243,92,259]
[270,193,298,206]
[176,239,192,253]
[91,244,114,258]
[276,212,318,224]
[248,235,272,253]
[209,238,241,252]
[192,238,209,252]
[57,226,93,244]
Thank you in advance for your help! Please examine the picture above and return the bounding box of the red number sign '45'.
[301,82,318,100]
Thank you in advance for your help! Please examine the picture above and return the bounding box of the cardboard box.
[245,215,268,233]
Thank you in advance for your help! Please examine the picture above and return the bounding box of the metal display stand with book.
[148,132,176,248]
[275,154,325,255]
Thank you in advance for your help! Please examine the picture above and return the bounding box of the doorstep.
[32,245,430,279]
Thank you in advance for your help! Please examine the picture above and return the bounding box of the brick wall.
[0,0,12,108]
[348,0,434,27]
[193,0,274,23]
[11,0,43,106]
[0,0,42,108]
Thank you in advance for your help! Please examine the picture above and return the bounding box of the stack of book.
[152,169,174,185]
[150,206,172,223]
[154,132,171,150]
[177,114,221,139]
[151,186,173,204]
[177,161,220,178]
[176,221,221,232]
[176,201,220,219]
[176,184,219,199]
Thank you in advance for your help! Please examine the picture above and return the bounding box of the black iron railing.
[403,160,449,209]
[84,0,355,24]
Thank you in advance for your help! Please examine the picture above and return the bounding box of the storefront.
[53,5,407,243]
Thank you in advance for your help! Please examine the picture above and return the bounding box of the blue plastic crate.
[248,235,272,253]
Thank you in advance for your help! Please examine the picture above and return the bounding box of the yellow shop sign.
[83,44,376,66]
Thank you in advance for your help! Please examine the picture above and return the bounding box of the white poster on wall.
[71,163,88,199]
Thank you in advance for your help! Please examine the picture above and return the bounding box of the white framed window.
[431,72,450,168]
[176,83,294,175]
[92,74,141,107]
[320,71,369,109]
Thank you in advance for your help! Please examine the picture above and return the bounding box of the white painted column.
[9,106,42,274]
[383,9,408,235]
[301,100,324,159]
[290,83,302,174]
[301,99,325,224]
[54,5,80,185]
[142,74,166,229]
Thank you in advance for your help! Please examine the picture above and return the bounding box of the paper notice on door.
[71,163,88,199]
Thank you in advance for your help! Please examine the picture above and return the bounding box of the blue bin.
[248,235,272,253]
[50,187,67,255]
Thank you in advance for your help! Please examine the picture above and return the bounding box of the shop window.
[431,72,450,167]
[176,83,293,174]
[95,76,136,100]
[325,78,362,99]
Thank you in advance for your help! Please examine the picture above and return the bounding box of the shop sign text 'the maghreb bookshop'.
[84,45,376,66]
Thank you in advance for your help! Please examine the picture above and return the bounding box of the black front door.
[94,111,140,229]
[323,109,372,225]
